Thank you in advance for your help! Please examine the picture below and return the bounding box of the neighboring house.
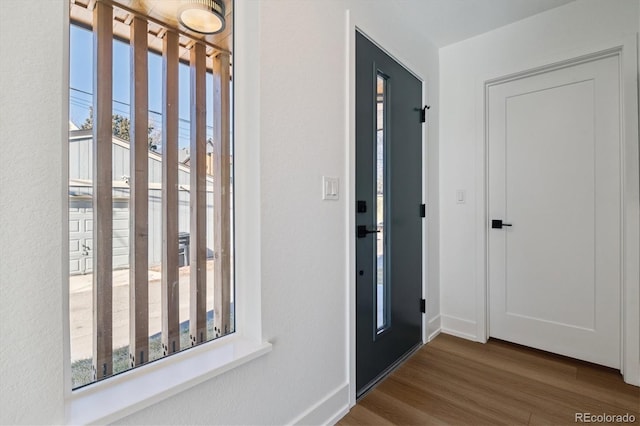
[68,128,216,274]
[179,139,218,176]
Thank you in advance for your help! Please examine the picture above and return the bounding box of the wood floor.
[338,334,639,425]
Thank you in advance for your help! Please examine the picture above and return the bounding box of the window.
[375,73,388,333]
[68,0,234,388]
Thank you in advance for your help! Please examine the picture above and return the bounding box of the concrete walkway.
[69,260,216,361]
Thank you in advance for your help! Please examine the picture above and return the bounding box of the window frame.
[63,1,270,423]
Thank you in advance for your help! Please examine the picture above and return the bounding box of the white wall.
[0,1,67,423]
[439,0,639,340]
[0,0,439,424]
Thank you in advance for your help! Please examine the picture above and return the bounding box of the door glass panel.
[376,73,388,332]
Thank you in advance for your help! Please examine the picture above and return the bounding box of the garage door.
[69,204,129,275]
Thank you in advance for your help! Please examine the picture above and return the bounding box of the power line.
[70,87,214,131]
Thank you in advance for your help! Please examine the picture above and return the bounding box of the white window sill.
[65,335,272,425]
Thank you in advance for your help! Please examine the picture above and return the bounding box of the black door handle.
[357,225,380,238]
[491,219,513,229]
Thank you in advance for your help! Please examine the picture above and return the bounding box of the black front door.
[355,31,424,397]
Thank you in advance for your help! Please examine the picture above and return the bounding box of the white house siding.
[68,130,215,274]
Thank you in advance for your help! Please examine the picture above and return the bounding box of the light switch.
[323,176,339,200]
[456,190,465,204]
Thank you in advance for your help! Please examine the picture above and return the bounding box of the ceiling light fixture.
[178,0,225,34]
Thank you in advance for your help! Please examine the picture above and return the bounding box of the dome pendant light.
[179,0,226,34]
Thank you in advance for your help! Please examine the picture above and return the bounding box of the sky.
[69,24,215,150]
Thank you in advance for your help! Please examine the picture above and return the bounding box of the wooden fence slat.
[189,42,207,345]
[92,0,113,380]
[161,30,180,355]
[213,53,232,337]
[129,15,149,367]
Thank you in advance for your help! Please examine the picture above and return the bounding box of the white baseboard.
[441,314,478,341]
[290,383,350,425]
[326,405,350,426]
[427,315,441,341]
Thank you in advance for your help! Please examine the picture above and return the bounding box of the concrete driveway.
[69,260,216,361]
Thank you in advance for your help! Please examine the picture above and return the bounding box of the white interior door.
[488,54,621,368]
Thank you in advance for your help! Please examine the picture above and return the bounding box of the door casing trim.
[480,39,639,386]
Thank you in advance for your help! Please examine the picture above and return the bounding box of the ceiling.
[70,0,576,57]
[70,0,233,69]
[124,0,232,51]
[385,0,576,47]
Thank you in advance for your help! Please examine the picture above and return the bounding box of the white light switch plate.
[322,176,339,200]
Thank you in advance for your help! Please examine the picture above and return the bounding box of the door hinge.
[420,204,426,218]
[420,105,431,123]
[420,299,426,313]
